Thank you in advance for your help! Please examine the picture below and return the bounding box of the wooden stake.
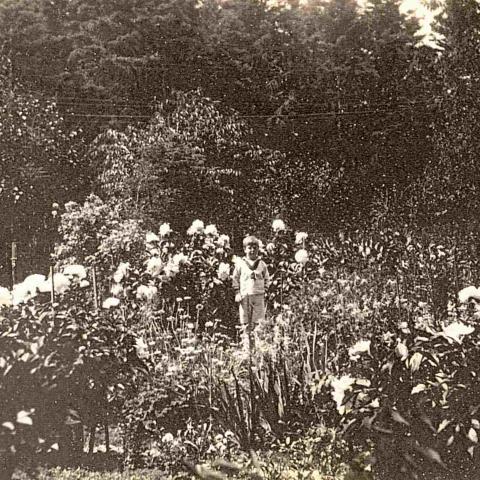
[92,265,99,310]
[50,265,56,318]
[10,242,17,289]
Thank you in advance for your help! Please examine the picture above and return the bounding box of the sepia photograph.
[0,0,478,479]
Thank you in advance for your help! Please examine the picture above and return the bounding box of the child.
[232,235,270,349]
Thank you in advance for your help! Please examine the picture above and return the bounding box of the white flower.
[53,273,71,294]
[294,249,309,265]
[348,340,371,360]
[135,337,149,359]
[173,253,188,266]
[408,352,423,373]
[63,264,87,280]
[395,341,409,360]
[382,331,395,344]
[146,257,163,277]
[159,223,172,237]
[272,219,286,232]
[266,242,275,253]
[12,283,33,305]
[205,321,214,328]
[113,262,130,283]
[64,201,77,212]
[205,224,218,237]
[295,232,308,244]
[217,234,230,248]
[162,432,174,443]
[187,219,205,235]
[0,287,12,307]
[102,297,120,309]
[146,232,160,243]
[80,280,90,288]
[164,262,180,278]
[331,375,356,413]
[442,322,474,343]
[111,284,124,296]
[22,274,47,294]
[39,273,71,295]
[218,262,230,281]
[458,286,480,304]
[136,285,158,301]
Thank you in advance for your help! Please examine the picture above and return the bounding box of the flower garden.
[1,196,480,480]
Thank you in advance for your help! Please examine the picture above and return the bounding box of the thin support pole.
[92,265,99,310]
[50,265,56,319]
[10,242,17,289]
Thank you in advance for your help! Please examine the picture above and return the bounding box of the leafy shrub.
[0,275,144,479]
[6,214,480,479]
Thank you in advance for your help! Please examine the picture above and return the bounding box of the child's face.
[244,242,259,260]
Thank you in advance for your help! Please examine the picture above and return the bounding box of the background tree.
[419,0,480,229]
[0,56,87,283]
[0,0,444,260]
[91,90,286,244]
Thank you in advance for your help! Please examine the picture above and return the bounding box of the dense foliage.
[0,0,466,272]
[3,214,480,478]
[3,0,480,478]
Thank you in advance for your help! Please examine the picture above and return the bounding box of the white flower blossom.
[111,284,124,296]
[164,262,180,278]
[217,234,230,248]
[135,337,149,359]
[0,287,12,307]
[162,432,174,443]
[331,375,356,413]
[348,340,371,361]
[218,262,230,281]
[146,257,163,277]
[39,273,70,295]
[64,201,77,212]
[173,253,188,265]
[187,219,205,235]
[408,352,423,372]
[295,249,309,265]
[102,297,120,309]
[395,341,409,360]
[12,283,33,305]
[136,285,158,301]
[113,262,130,283]
[205,224,218,237]
[458,286,480,304]
[159,223,172,237]
[272,219,286,232]
[442,322,474,343]
[146,232,160,243]
[295,231,308,244]
[63,264,87,280]
[22,274,47,295]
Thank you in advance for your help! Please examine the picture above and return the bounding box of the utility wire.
[61,104,435,121]
[53,99,432,109]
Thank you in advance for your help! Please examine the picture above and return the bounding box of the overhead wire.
[59,103,435,122]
